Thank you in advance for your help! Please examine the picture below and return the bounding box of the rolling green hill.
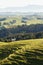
[0,39,43,65]
[0,16,43,28]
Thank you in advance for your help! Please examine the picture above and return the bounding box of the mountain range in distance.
[0,5,43,16]
[0,12,43,16]
[0,5,43,12]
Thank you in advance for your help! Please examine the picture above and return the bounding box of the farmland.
[0,14,43,65]
[0,16,43,28]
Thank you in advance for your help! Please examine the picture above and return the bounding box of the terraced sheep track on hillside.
[0,39,43,65]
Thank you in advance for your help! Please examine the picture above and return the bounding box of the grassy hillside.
[4,18,43,25]
[0,39,43,65]
[0,16,43,28]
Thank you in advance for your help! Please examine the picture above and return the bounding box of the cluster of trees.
[0,24,43,42]
[0,32,43,42]
[14,32,43,40]
[0,18,6,21]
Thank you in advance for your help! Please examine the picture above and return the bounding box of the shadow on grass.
[0,44,26,60]
[0,45,43,65]
[25,49,43,65]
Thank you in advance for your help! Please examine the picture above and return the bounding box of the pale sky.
[0,0,43,8]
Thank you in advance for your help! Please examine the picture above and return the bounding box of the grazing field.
[0,39,43,65]
[1,16,43,28]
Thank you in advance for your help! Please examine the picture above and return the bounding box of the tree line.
[0,24,43,42]
[0,32,43,42]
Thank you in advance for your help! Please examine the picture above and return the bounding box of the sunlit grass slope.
[2,16,43,27]
[0,39,43,65]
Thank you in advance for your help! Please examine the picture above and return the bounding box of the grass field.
[1,16,43,28]
[0,39,43,65]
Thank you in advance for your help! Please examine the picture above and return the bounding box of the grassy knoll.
[0,39,43,65]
